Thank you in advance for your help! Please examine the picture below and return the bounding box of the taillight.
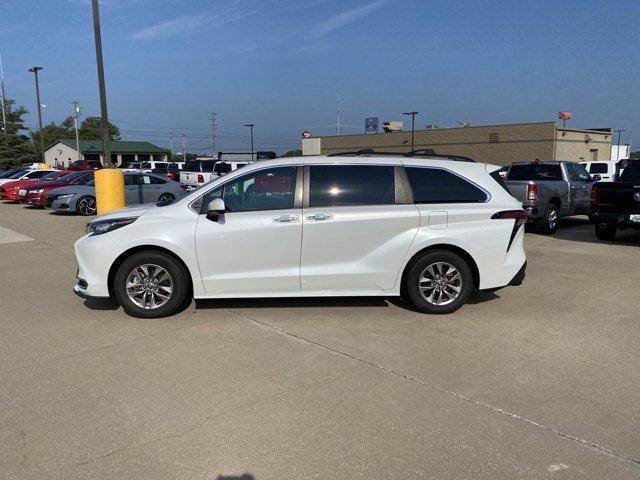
[590,186,598,207]
[197,174,204,183]
[491,210,528,227]
[492,210,528,250]
[527,183,538,201]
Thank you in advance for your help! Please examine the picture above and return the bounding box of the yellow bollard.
[94,168,126,215]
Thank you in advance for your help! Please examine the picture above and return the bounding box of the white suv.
[74,155,527,318]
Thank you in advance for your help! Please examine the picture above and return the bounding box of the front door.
[300,164,419,293]
[195,166,302,295]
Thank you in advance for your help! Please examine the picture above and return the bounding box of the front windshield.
[42,171,60,180]
[59,172,85,183]
[8,170,28,179]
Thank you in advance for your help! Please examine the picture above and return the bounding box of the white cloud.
[132,8,256,41]
[313,0,389,38]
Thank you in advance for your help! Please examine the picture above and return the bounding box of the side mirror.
[592,174,601,182]
[206,198,225,221]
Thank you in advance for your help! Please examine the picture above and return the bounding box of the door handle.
[272,214,299,223]
[306,213,333,221]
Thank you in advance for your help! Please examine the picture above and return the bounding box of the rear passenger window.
[308,165,395,207]
[589,163,608,174]
[406,167,488,203]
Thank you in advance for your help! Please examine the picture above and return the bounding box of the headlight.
[86,217,138,236]
[56,193,76,200]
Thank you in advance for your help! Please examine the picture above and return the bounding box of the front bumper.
[25,194,45,206]
[74,233,120,298]
[509,261,527,286]
[51,197,74,212]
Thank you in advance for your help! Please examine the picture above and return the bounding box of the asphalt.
[0,202,639,480]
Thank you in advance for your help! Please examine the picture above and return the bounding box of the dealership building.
[301,121,613,166]
[44,139,169,168]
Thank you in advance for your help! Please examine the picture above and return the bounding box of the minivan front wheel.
[114,251,189,318]
[405,250,473,314]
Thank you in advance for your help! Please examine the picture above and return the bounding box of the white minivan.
[74,154,527,318]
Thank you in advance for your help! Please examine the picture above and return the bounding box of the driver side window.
[202,167,297,213]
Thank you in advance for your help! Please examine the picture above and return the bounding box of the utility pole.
[28,66,45,160]
[0,54,7,142]
[169,132,174,158]
[181,133,186,162]
[614,129,626,162]
[244,123,255,161]
[403,111,419,152]
[91,0,112,167]
[211,112,217,155]
[336,95,341,136]
[71,100,82,161]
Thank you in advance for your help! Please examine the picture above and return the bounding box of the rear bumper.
[591,212,640,229]
[509,261,527,286]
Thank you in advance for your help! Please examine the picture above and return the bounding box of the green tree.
[78,116,121,141]
[0,98,37,165]
[630,151,640,160]
[280,149,302,157]
[30,116,75,149]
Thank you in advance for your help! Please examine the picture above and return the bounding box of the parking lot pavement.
[1,202,639,480]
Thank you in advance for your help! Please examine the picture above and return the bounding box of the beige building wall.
[303,122,612,167]
[554,128,611,162]
[43,141,83,168]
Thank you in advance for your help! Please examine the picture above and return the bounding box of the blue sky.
[1,0,638,153]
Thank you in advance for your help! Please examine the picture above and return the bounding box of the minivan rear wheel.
[114,251,189,318]
[404,250,473,314]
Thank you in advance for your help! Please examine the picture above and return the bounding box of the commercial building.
[44,139,169,168]
[302,122,612,166]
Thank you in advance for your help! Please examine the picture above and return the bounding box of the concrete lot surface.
[1,202,639,479]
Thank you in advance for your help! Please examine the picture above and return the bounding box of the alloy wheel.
[418,262,462,306]
[548,208,558,230]
[125,264,174,310]
[78,197,96,215]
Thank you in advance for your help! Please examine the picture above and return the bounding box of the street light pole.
[91,0,112,167]
[71,100,81,162]
[403,111,418,152]
[244,123,255,161]
[28,66,44,160]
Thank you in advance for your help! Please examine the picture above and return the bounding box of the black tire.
[539,203,559,234]
[76,196,97,216]
[113,251,190,318]
[404,250,473,314]
[157,192,175,204]
[595,223,616,241]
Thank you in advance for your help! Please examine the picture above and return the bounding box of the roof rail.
[327,149,408,157]
[404,149,476,163]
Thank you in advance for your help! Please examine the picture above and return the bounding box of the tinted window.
[620,162,640,182]
[148,175,166,184]
[308,165,395,207]
[214,163,232,174]
[7,170,28,179]
[41,171,60,180]
[203,167,297,212]
[185,160,217,172]
[506,164,563,181]
[406,167,488,203]
[566,163,590,182]
[124,175,136,186]
[588,163,608,174]
[28,170,51,179]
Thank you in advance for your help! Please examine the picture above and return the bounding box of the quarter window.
[203,167,297,212]
[405,167,488,203]
[588,163,608,174]
[308,165,395,207]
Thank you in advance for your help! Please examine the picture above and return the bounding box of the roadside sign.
[365,117,379,134]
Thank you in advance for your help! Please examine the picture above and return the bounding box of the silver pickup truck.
[504,161,598,234]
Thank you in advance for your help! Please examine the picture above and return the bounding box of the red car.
[66,160,103,171]
[0,170,66,202]
[23,171,94,207]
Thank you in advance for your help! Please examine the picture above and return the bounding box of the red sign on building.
[558,111,572,120]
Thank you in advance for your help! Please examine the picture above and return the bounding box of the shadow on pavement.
[82,297,120,311]
[528,216,640,246]
[216,475,255,480]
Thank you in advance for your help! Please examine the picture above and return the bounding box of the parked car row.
[0,168,186,215]
[501,159,640,240]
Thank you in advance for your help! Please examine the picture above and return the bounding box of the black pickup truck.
[590,160,640,240]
